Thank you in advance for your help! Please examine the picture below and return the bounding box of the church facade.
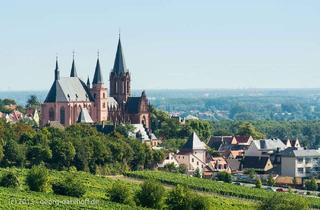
[41,38,151,128]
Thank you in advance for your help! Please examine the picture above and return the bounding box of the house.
[207,157,231,172]
[207,136,237,151]
[129,124,159,146]
[242,156,273,172]
[245,138,287,157]
[158,152,179,168]
[176,132,207,174]
[284,139,301,148]
[280,147,320,178]
[226,158,241,173]
[235,136,253,146]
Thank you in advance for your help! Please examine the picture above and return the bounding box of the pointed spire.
[92,55,103,85]
[70,51,78,77]
[112,36,128,75]
[54,55,60,80]
[86,76,90,88]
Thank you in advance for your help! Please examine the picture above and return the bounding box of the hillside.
[0,168,258,210]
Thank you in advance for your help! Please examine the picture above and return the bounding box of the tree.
[50,139,75,169]
[236,122,265,139]
[193,168,201,178]
[107,181,134,206]
[26,95,40,109]
[259,194,309,210]
[0,172,19,188]
[26,165,49,192]
[255,176,262,188]
[191,195,209,210]
[3,139,26,167]
[136,179,165,209]
[267,175,275,186]
[164,163,177,172]
[177,164,188,174]
[27,145,52,165]
[166,185,192,210]
[217,171,232,183]
[305,178,318,191]
[52,175,86,197]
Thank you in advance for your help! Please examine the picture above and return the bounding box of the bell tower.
[91,56,108,122]
[109,37,131,104]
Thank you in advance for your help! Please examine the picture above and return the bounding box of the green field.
[0,168,258,210]
[126,170,320,209]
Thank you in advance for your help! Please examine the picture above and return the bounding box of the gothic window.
[103,103,106,108]
[49,108,55,121]
[115,82,118,94]
[60,107,65,125]
[94,93,96,99]
[103,93,106,98]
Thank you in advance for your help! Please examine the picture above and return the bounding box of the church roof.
[181,132,207,151]
[126,97,141,114]
[44,77,94,103]
[93,58,103,84]
[112,38,128,75]
[77,108,94,123]
[70,59,78,77]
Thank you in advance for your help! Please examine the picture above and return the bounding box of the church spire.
[86,76,90,88]
[112,36,128,75]
[54,56,60,80]
[70,51,78,77]
[92,55,103,85]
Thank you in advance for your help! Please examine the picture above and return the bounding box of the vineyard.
[126,170,320,209]
[0,168,257,210]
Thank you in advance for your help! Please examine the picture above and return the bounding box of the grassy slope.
[0,168,257,210]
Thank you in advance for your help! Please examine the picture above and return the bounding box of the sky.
[0,0,320,91]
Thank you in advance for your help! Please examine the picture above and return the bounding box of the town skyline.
[1,1,320,91]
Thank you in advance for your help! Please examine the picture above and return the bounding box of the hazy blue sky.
[1,0,320,91]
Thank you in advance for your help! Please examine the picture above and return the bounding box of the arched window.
[103,93,106,98]
[60,107,65,125]
[115,82,118,94]
[49,108,55,121]
[103,103,106,108]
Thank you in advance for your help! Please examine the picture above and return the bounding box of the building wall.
[244,143,261,157]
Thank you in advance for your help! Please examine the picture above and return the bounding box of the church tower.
[91,56,108,122]
[109,37,131,104]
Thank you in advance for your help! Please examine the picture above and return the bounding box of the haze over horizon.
[1,1,320,91]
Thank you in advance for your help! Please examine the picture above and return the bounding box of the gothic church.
[41,38,150,128]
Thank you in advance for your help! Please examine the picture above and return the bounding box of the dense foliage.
[136,179,165,209]
[0,120,164,174]
[259,194,309,210]
[26,165,49,192]
[0,171,19,188]
[52,175,86,197]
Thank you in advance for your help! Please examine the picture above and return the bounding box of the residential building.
[176,132,207,174]
[242,156,273,172]
[245,138,287,157]
[280,147,320,178]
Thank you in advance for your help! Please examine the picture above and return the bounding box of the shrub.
[267,175,275,186]
[191,195,209,210]
[193,168,201,178]
[52,176,86,197]
[259,194,309,210]
[136,179,165,209]
[0,172,19,188]
[26,165,49,192]
[166,184,193,210]
[216,171,232,183]
[107,181,134,205]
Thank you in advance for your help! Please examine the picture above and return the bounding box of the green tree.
[236,122,265,139]
[52,175,86,197]
[50,139,75,169]
[164,163,177,172]
[27,145,52,165]
[3,139,26,166]
[166,185,193,210]
[177,164,188,174]
[217,171,232,183]
[26,95,40,109]
[107,181,135,206]
[26,165,49,192]
[255,177,262,189]
[259,194,309,210]
[193,168,201,178]
[305,178,318,191]
[0,171,19,188]
[267,175,275,186]
[136,179,165,209]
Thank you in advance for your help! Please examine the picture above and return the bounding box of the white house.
[175,132,207,174]
[245,138,287,157]
[280,148,320,178]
